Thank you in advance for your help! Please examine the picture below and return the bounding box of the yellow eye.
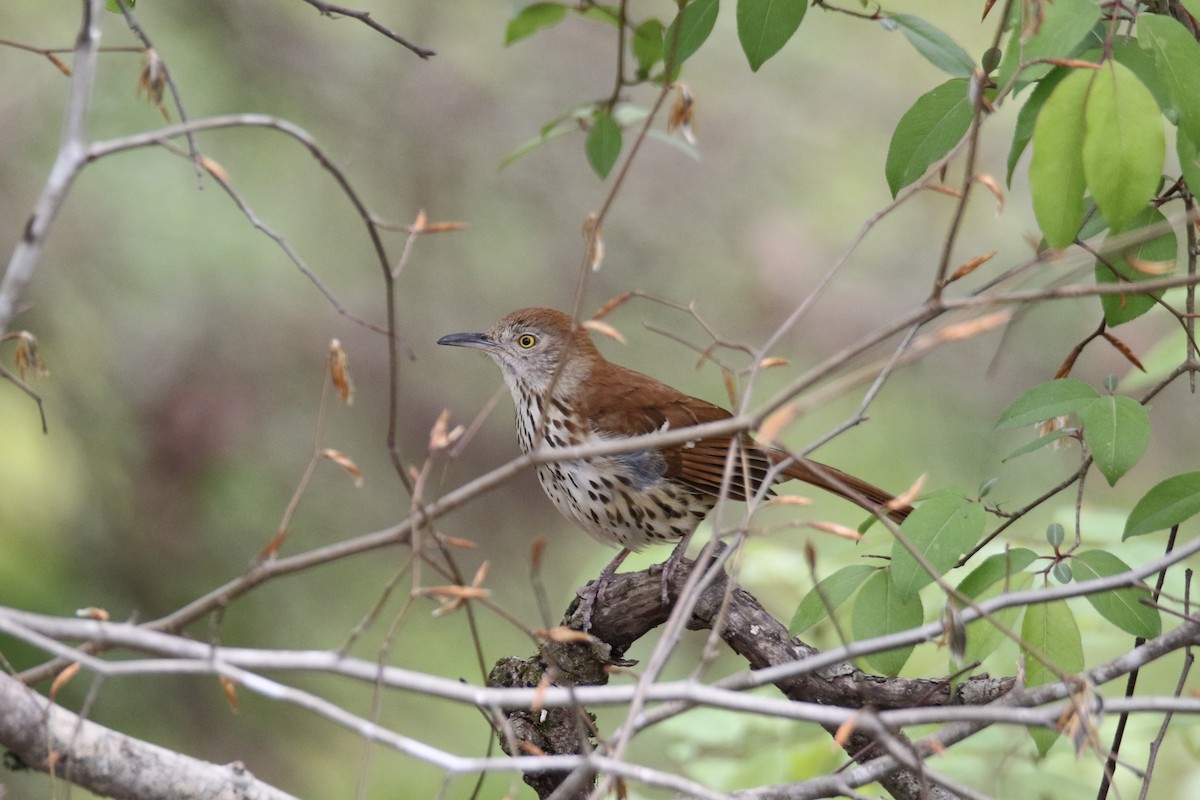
[517,334,537,349]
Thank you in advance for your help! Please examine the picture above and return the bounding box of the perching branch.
[0,671,300,800]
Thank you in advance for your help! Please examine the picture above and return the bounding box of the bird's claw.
[575,584,598,633]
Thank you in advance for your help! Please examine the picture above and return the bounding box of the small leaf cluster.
[787,370,1200,753]
[791,489,987,679]
[504,0,809,178]
[1000,379,1200,539]
[998,378,1149,486]
[791,506,1165,754]
[887,3,1198,325]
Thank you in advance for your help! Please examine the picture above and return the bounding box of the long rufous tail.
[780,457,911,522]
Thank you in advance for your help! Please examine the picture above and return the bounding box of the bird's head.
[437,307,600,397]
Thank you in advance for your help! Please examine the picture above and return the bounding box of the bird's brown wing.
[583,362,909,518]
[583,363,773,501]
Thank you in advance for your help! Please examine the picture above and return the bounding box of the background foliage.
[3,0,1200,798]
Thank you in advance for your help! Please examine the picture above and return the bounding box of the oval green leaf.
[996,0,1101,90]
[501,114,580,169]
[1022,600,1084,755]
[1081,395,1150,486]
[789,564,876,634]
[1094,206,1177,326]
[1124,471,1200,538]
[585,112,622,179]
[1007,67,1070,186]
[632,18,665,76]
[852,569,923,676]
[955,548,1037,668]
[1072,550,1161,638]
[505,2,568,46]
[891,489,985,602]
[1029,68,1093,249]
[961,571,1035,668]
[957,548,1039,598]
[1138,14,1200,147]
[1004,427,1078,461]
[885,13,975,78]
[1082,61,1165,232]
[885,79,973,197]
[664,0,719,78]
[1180,129,1200,197]
[737,0,806,72]
[1113,37,1173,117]
[996,378,1100,429]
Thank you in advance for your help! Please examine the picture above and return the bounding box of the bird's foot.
[575,583,599,633]
[574,547,631,633]
[659,537,692,605]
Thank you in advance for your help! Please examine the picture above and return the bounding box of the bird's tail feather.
[779,456,911,522]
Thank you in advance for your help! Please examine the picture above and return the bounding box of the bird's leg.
[658,534,693,605]
[576,547,631,632]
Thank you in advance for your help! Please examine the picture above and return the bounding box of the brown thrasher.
[439,308,909,627]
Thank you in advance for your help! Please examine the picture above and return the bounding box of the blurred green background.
[2,1,1198,797]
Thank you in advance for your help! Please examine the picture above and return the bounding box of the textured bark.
[487,556,1015,799]
[0,672,297,800]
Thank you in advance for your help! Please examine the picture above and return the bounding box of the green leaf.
[790,564,876,634]
[585,112,622,179]
[1004,427,1077,460]
[500,107,592,169]
[885,13,975,78]
[106,0,135,10]
[961,571,1035,668]
[982,46,1002,75]
[1081,395,1149,486]
[1181,128,1200,196]
[1072,550,1161,638]
[885,79,973,197]
[664,0,720,78]
[1007,67,1069,185]
[1022,600,1084,755]
[1094,206,1178,326]
[852,569,923,676]
[579,4,621,25]
[1029,68,1093,248]
[737,0,806,72]
[1113,37,1173,120]
[632,19,665,75]
[956,549,1038,667]
[1124,471,1200,538]
[607,104,701,160]
[1076,206,1110,242]
[1082,61,1165,232]
[996,378,1100,430]
[505,2,568,46]
[1138,14,1200,147]
[890,489,985,602]
[957,548,1039,598]
[997,0,1101,90]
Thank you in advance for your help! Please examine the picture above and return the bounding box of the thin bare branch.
[297,0,435,58]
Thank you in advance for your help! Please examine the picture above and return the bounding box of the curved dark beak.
[437,331,493,351]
